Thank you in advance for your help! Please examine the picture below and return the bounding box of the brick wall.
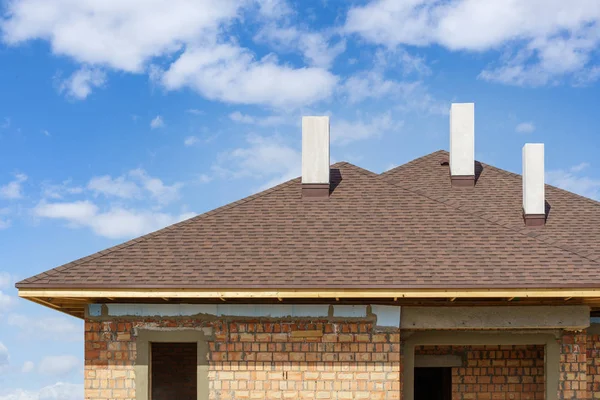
[151,342,197,400]
[415,345,545,400]
[587,332,600,399]
[559,332,587,400]
[84,318,401,400]
[84,317,595,400]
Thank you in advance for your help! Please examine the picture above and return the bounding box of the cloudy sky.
[1,0,600,398]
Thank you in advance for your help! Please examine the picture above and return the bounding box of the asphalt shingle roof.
[16,151,600,290]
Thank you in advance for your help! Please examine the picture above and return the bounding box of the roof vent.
[522,143,546,226]
[302,116,330,199]
[449,103,475,187]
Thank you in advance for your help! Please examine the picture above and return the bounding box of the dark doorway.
[151,342,197,400]
[414,367,452,400]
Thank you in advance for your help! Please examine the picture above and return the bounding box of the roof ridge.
[380,149,447,178]
[378,164,600,268]
[17,174,302,287]
[334,161,377,177]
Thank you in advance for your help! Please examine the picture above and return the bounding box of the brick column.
[559,331,587,399]
[587,332,600,399]
[84,321,136,400]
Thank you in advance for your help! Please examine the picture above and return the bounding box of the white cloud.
[150,115,165,129]
[197,174,212,184]
[0,272,13,289]
[331,112,404,146]
[159,44,338,109]
[547,163,600,200]
[184,136,200,147]
[86,169,182,204]
[0,219,10,230]
[41,180,83,200]
[0,383,83,400]
[41,130,50,137]
[38,356,79,376]
[57,67,106,99]
[128,169,183,205]
[88,175,140,199]
[255,0,293,18]
[21,361,34,373]
[33,201,194,239]
[186,109,204,115]
[255,25,346,68]
[213,134,301,190]
[571,162,590,172]
[229,111,288,126]
[34,200,98,225]
[0,342,8,371]
[341,70,447,114]
[0,291,15,313]
[1,0,242,72]
[7,314,82,341]
[0,272,16,313]
[0,173,27,200]
[2,1,339,107]
[342,70,410,104]
[516,122,536,133]
[345,0,600,86]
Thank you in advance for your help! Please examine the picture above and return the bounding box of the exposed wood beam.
[18,288,600,300]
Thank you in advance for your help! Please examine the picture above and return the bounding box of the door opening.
[414,367,452,400]
[151,342,197,400]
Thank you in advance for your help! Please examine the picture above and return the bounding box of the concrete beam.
[415,354,463,368]
[401,306,590,330]
[90,304,401,328]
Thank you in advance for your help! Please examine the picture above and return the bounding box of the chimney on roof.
[449,103,475,187]
[522,143,546,227]
[302,116,330,198]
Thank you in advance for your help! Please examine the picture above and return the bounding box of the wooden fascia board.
[18,288,600,300]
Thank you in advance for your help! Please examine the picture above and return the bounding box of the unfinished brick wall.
[587,332,600,399]
[84,318,401,400]
[559,332,587,400]
[415,345,545,400]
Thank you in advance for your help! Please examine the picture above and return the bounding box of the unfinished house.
[16,103,600,400]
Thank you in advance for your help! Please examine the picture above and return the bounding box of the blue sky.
[0,0,599,398]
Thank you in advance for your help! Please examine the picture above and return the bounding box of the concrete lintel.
[401,306,590,330]
[415,354,463,368]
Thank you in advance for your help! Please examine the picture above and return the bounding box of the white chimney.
[302,116,330,198]
[522,143,546,226]
[449,103,475,186]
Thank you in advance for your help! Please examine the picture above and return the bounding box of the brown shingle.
[16,155,600,290]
